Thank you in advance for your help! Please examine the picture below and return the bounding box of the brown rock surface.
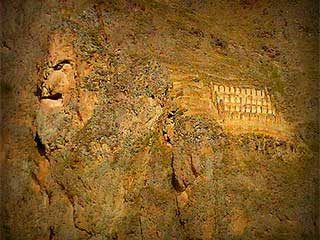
[1,0,319,239]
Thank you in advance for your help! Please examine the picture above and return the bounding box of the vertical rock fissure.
[190,154,199,177]
[139,212,144,240]
[175,194,185,229]
[170,152,186,229]
[49,226,55,240]
[55,181,93,237]
[34,133,46,156]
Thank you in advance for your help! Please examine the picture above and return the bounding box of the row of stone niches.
[218,102,276,115]
[215,94,272,106]
[222,112,280,122]
[211,84,276,115]
[212,84,270,97]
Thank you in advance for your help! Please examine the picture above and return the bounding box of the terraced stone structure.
[209,83,289,138]
[172,76,290,139]
[211,84,278,122]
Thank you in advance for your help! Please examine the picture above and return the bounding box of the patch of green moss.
[2,222,12,240]
[270,66,285,94]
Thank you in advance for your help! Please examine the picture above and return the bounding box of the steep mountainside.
[1,1,319,239]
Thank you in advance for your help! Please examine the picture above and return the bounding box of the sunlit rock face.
[34,24,174,238]
[41,32,77,108]
[36,32,97,150]
[1,1,318,240]
[209,83,291,138]
[171,74,291,139]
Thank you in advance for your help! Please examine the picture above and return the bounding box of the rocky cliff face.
[1,1,319,239]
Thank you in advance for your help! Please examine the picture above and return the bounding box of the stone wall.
[211,83,279,123]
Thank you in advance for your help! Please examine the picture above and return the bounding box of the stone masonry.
[211,83,280,123]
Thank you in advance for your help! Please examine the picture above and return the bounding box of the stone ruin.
[171,77,290,138]
[211,84,280,123]
[207,82,290,138]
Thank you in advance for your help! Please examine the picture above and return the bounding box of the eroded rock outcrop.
[36,31,97,151]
